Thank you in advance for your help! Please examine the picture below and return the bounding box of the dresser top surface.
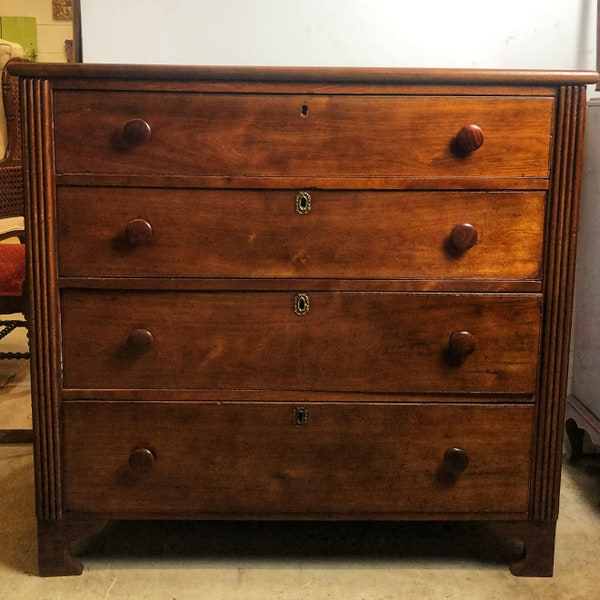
[8,61,599,87]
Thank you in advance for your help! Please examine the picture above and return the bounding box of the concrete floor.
[1,325,599,599]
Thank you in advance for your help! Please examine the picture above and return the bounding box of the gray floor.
[1,324,599,599]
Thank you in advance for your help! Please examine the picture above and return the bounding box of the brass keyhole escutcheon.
[294,293,310,316]
[295,192,312,215]
[294,407,308,426]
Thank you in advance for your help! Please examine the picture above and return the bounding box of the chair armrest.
[1,56,26,166]
[0,216,24,242]
[0,40,24,158]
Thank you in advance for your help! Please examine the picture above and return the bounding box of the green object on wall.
[0,17,37,62]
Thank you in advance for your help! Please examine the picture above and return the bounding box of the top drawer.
[53,91,553,179]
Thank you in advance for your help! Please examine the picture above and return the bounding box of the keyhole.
[295,191,311,215]
[301,103,309,117]
[294,293,310,315]
[294,407,308,426]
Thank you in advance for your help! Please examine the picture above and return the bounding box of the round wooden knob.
[128,448,156,473]
[450,223,478,251]
[123,118,152,146]
[448,331,476,358]
[454,124,484,153]
[126,328,154,355]
[125,219,153,246]
[443,447,469,474]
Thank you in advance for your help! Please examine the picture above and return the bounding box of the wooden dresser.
[10,62,596,577]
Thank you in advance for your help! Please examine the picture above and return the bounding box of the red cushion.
[0,243,25,296]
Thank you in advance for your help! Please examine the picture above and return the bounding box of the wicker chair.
[0,54,31,444]
[0,57,28,360]
[0,40,24,219]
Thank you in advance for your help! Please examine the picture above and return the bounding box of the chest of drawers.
[10,62,596,577]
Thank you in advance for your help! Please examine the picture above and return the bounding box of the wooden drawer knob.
[125,219,153,246]
[443,447,469,474]
[128,448,156,473]
[448,331,476,359]
[454,124,484,154]
[126,328,154,355]
[123,118,152,146]
[450,223,478,251]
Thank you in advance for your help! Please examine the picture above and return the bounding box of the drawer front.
[53,91,552,178]
[61,291,541,394]
[57,188,545,281]
[63,401,533,515]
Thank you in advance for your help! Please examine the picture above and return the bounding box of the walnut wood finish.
[10,63,596,577]
[37,518,107,577]
[122,118,152,146]
[128,447,156,473]
[453,124,484,154]
[124,218,153,246]
[450,223,478,251]
[60,290,541,394]
[125,328,154,356]
[8,61,598,86]
[494,521,557,577]
[20,78,64,527]
[443,447,470,474]
[56,188,545,281]
[447,330,477,360]
[530,85,588,523]
[63,401,532,516]
[52,91,553,179]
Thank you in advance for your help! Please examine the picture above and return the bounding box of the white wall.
[0,0,72,63]
[80,0,596,71]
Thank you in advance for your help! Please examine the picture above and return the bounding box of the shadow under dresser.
[8,62,597,576]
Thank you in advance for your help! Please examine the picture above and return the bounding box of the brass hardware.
[295,192,312,215]
[294,407,308,426]
[294,293,310,316]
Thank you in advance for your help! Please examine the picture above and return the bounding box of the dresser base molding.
[565,395,600,459]
[37,517,556,577]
